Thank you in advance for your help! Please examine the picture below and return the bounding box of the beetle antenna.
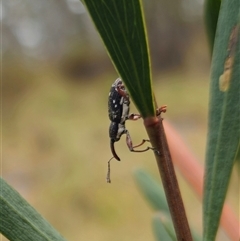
[106,156,115,183]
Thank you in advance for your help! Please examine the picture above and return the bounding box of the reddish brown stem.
[144,116,193,241]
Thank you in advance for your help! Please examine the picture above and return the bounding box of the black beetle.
[107,78,159,183]
[108,78,152,161]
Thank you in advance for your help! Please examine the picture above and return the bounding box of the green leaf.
[203,2,240,240]
[0,178,67,241]
[133,169,169,214]
[235,144,240,161]
[236,145,240,172]
[204,0,222,52]
[152,215,175,241]
[81,0,155,117]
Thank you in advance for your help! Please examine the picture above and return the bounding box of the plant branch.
[144,115,193,241]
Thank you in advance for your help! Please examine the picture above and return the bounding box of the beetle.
[108,78,153,160]
[106,78,167,183]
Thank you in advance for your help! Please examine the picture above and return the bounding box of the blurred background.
[1,0,238,240]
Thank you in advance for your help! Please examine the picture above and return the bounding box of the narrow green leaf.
[133,169,169,214]
[204,0,222,52]
[236,145,240,172]
[152,215,175,241]
[236,144,240,161]
[0,178,67,241]
[81,0,155,117]
[203,2,240,240]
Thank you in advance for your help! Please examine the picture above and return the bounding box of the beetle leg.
[106,156,115,183]
[132,139,150,148]
[128,113,141,120]
[127,105,167,120]
[125,130,155,153]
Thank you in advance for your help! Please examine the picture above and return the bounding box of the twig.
[144,115,193,241]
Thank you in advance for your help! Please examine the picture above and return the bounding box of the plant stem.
[144,115,193,241]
